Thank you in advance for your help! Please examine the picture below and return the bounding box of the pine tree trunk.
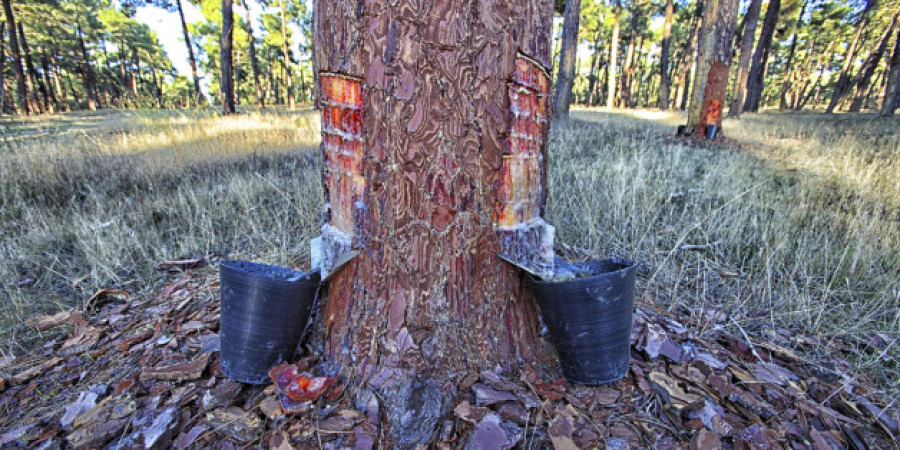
[221,0,236,113]
[881,20,900,116]
[779,0,807,111]
[679,0,704,110]
[313,1,556,442]
[3,0,28,114]
[176,0,203,104]
[849,11,899,112]
[18,24,50,112]
[553,0,580,119]
[686,0,738,135]
[39,50,59,111]
[826,0,873,113]
[0,22,6,113]
[727,0,761,117]
[743,0,779,113]
[619,6,638,108]
[607,0,621,107]
[279,0,294,109]
[658,0,673,109]
[243,2,264,108]
[76,25,101,111]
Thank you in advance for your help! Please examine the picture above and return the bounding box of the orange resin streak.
[496,56,548,228]
[320,75,364,234]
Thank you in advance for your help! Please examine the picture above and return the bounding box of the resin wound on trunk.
[313,74,363,276]
[496,55,555,279]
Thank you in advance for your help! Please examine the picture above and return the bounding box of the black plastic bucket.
[219,260,320,384]
[706,124,719,140]
[531,259,636,385]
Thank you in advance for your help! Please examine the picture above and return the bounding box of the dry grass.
[0,107,897,405]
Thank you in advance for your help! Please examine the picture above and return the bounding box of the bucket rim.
[530,258,636,286]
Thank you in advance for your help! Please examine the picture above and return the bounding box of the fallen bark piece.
[468,413,521,450]
[472,383,518,406]
[140,354,209,382]
[85,288,130,311]
[547,414,578,450]
[142,406,180,449]
[10,357,62,385]
[268,430,293,450]
[497,402,529,425]
[318,413,357,433]
[205,407,263,442]
[649,371,701,413]
[687,401,734,437]
[173,425,208,450]
[27,310,74,331]
[201,379,243,410]
[257,395,284,420]
[0,377,5,392]
[732,424,776,449]
[455,400,491,424]
[60,390,100,428]
[66,418,127,448]
[691,428,721,450]
[118,329,154,352]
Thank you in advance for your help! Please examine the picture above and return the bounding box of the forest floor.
[0,107,898,447]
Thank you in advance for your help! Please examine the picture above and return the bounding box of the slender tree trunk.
[221,0,235,113]
[659,0,673,109]
[65,68,80,107]
[826,0,874,113]
[778,0,807,111]
[176,0,203,104]
[243,1,264,107]
[3,0,28,114]
[17,23,48,112]
[727,0,761,117]
[619,5,638,108]
[39,50,59,111]
[607,0,621,107]
[586,22,603,107]
[553,0,581,119]
[313,1,556,442]
[279,0,294,109]
[744,0,779,112]
[76,25,101,111]
[680,0,704,110]
[881,19,900,116]
[686,0,739,136]
[47,55,65,111]
[0,22,6,113]
[849,11,899,112]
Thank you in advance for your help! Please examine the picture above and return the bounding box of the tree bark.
[313,0,556,442]
[39,50,59,111]
[826,0,874,113]
[3,0,28,114]
[607,0,621,107]
[658,0,673,109]
[679,0,704,110]
[0,22,6,113]
[242,0,264,107]
[553,0,580,119]
[279,0,294,109]
[849,10,899,112]
[727,0,761,117]
[686,0,738,135]
[778,0,807,111]
[221,0,235,113]
[18,24,51,113]
[176,0,203,104]
[881,18,900,116]
[743,0,779,113]
[76,25,101,111]
[619,4,639,108]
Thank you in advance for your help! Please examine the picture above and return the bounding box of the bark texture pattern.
[314,0,556,383]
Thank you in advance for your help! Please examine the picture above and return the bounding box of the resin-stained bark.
[313,0,556,389]
[686,0,738,136]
